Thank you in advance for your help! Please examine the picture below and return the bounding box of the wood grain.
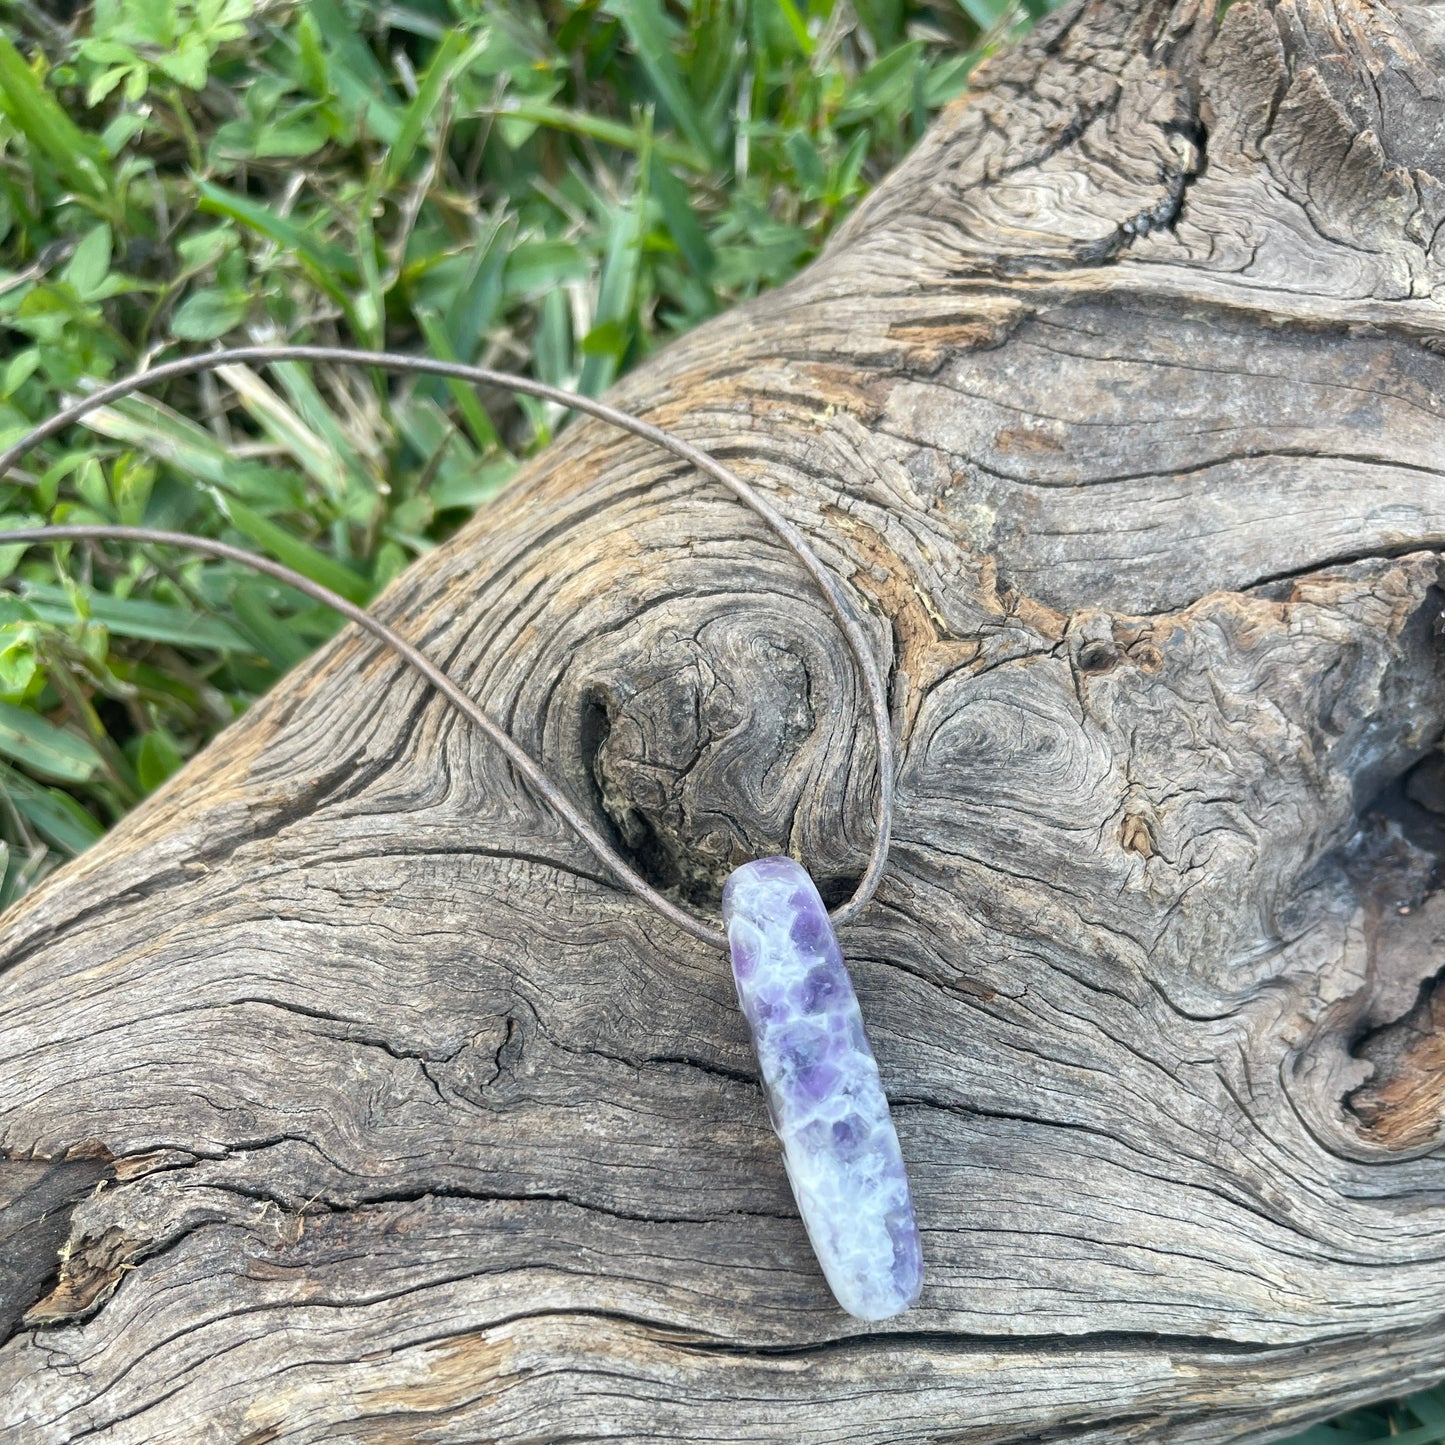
[3,0,1445,1438]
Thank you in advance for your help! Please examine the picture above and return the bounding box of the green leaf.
[580,318,627,358]
[74,456,111,516]
[578,199,642,396]
[307,0,402,146]
[83,396,235,486]
[228,580,311,670]
[833,129,872,201]
[429,456,516,513]
[370,539,408,590]
[483,98,706,170]
[0,599,39,628]
[440,214,512,364]
[0,631,37,699]
[218,496,372,606]
[1407,1390,1445,1429]
[111,452,155,526]
[649,154,714,281]
[504,239,591,296]
[156,40,209,90]
[0,700,105,784]
[837,40,926,124]
[0,514,47,579]
[603,0,716,165]
[100,108,148,152]
[784,131,826,194]
[0,761,105,855]
[211,112,330,161]
[16,582,250,651]
[530,284,571,397]
[956,0,1015,26]
[1,349,40,398]
[773,0,814,55]
[415,310,500,451]
[64,225,113,300]
[294,10,328,94]
[171,287,248,340]
[924,49,987,107]
[176,225,236,270]
[129,0,177,46]
[135,729,184,792]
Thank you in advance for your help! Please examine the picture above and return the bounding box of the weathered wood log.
[4,0,1445,1437]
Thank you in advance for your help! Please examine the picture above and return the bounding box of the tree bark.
[5,0,1445,1438]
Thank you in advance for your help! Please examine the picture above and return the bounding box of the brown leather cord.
[0,346,896,948]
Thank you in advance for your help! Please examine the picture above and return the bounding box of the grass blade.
[0,699,104,784]
[415,310,501,450]
[214,363,368,510]
[0,761,105,854]
[196,181,361,305]
[215,495,371,605]
[603,0,717,165]
[306,0,403,146]
[0,36,111,206]
[15,581,250,651]
[383,30,469,189]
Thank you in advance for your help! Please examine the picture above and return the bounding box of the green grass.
[0,0,1035,903]
[1283,1391,1445,1445]
[0,2,1440,1435]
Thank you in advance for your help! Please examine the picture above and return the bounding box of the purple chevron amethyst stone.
[721,856,923,1321]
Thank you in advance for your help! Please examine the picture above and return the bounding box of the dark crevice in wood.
[1240,548,1445,610]
[668,1324,1276,1361]
[184,1177,800,1232]
[0,1157,111,1350]
[1343,754,1445,1146]
[584,681,690,902]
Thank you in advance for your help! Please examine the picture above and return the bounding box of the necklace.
[0,345,924,1322]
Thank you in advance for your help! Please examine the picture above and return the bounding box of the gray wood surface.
[3,0,1445,1438]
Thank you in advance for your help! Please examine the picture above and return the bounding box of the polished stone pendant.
[721,856,923,1320]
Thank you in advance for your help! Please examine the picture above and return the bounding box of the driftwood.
[4,0,1445,1438]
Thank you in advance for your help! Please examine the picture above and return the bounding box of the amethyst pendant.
[721,856,923,1320]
